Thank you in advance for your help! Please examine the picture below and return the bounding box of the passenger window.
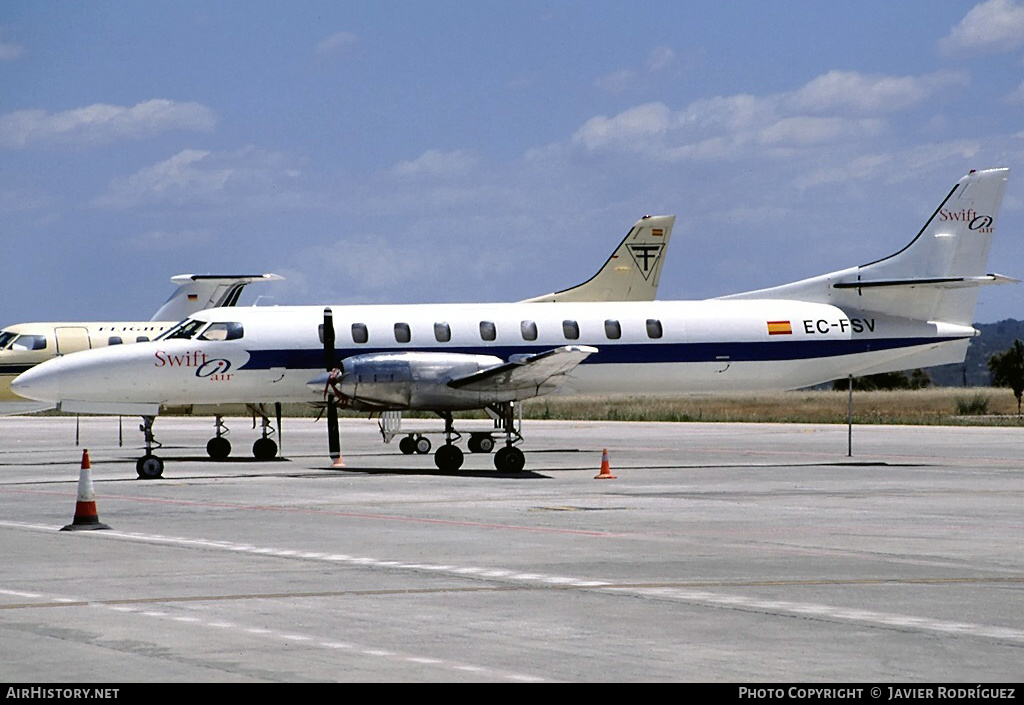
[434,322,451,343]
[136,336,150,343]
[352,323,369,344]
[394,323,411,343]
[646,319,663,339]
[199,322,244,341]
[562,320,580,340]
[12,335,47,351]
[520,320,538,341]
[480,321,496,341]
[108,337,123,346]
[604,319,621,340]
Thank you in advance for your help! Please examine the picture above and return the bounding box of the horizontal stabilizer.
[832,274,1019,290]
[448,345,598,392]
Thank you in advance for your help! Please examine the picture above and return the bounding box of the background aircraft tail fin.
[520,214,675,303]
[149,273,284,322]
[722,168,1012,325]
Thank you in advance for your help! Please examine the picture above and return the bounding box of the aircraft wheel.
[472,434,495,453]
[136,454,165,479]
[493,446,525,473]
[414,436,431,454]
[207,436,231,460]
[399,436,416,455]
[253,437,278,460]
[434,444,464,472]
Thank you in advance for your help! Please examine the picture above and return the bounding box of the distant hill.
[924,319,1024,387]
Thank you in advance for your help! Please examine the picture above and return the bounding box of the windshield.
[0,331,16,350]
[156,319,208,341]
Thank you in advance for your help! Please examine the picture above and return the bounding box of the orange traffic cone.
[331,449,346,468]
[594,448,617,480]
[61,450,111,531]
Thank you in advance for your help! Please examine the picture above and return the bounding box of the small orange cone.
[331,450,346,468]
[61,450,111,531]
[594,448,617,480]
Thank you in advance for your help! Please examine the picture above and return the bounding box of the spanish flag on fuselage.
[767,320,792,336]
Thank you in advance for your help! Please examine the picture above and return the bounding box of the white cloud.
[790,70,969,114]
[94,146,305,209]
[570,69,966,162]
[572,103,671,150]
[758,116,886,146]
[0,99,216,149]
[595,45,676,94]
[1008,81,1024,103]
[392,149,479,178]
[941,0,1024,53]
[593,69,636,94]
[317,31,358,56]
[0,41,23,61]
[646,45,675,72]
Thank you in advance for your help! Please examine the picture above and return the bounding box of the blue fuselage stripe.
[239,336,963,371]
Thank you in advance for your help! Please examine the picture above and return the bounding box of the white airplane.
[12,168,1013,478]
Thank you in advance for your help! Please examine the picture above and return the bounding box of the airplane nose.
[11,363,62,402]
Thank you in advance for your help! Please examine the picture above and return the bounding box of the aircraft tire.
[399,436,416,454]
[207,436,231,460]
[493,446,525,473]
[468,434,495,453]
[253,437,278,460]
[136,454,164,479]
[414,436,431,454]
[434,444,464,472]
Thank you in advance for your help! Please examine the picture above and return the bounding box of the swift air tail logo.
[940,209,995,233]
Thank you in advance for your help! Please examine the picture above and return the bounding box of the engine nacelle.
[312,351,505,410]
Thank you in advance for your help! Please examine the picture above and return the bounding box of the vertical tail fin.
[149,273,284,321]
[723,168,1013,325]
[520,214,675,302]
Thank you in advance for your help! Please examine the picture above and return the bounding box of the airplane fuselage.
[12,298,976,412]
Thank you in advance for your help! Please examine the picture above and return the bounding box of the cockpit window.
[157,319,208,341]
[198,322,244,341]
[11,334,47,351]
[0,332,16,350]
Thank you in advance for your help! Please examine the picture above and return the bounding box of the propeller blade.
[327,397,340,461]
[322,307,341,462]
[323,307,336,371]
[275,401,283,457]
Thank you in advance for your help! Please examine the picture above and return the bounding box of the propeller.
[323,307,341,462]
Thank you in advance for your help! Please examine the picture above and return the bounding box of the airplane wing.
[447,345,597,393]
[149,274,284,321]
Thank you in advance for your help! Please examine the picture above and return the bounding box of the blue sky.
[2,0,1023,324]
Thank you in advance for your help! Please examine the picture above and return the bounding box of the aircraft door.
[54,327,92,356]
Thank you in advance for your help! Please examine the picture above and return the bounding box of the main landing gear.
[204,405,281,461]
[393,402,526,473]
